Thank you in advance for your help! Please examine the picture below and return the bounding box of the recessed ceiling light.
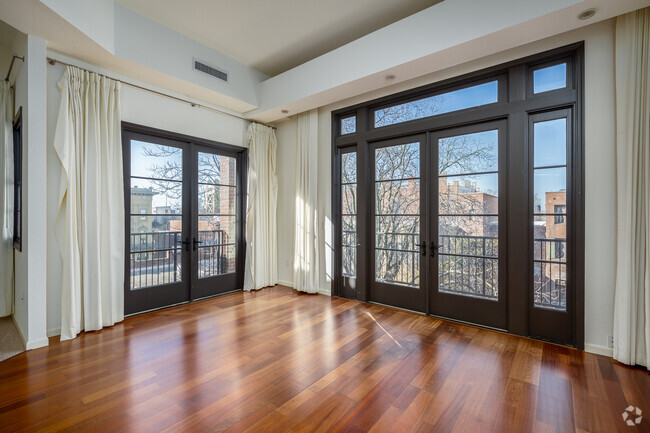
[578,8,596,20]
[385,74,396,81]
[281,109,289,114]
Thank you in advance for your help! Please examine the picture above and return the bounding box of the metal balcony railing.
[342,231,566,307]
[129,230,231,289]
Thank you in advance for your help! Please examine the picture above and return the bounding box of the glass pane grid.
[374,143,421,288]
[197,152,238,278]
[130,140,185,291]
[437,130,499,299]
[341,152,358,278]
[533,118,568,310]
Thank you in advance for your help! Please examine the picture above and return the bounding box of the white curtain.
[0,81,13,318]
[54,66,124,340]
[613,7,650,369]
[293,110,319,293]
[243,122,278,291]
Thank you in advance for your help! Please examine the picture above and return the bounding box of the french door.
[123,126,244,315]
[369,135,427,312]
[334,45,584,347]
[429,121,507,329]
[367,123,506,327]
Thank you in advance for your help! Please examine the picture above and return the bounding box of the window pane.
[341,150,357,278]
[438,216,499,253]
[534,118,566,167]
[198,153,236,185]
[198,215,236,245]
[130,179,182,215]
[198,184,236,215]
[341,152,357,183]
[342,246,357,277]
[341,116,356,135]
[375,142,420,180]
[375,179,420,215]
[342,216,357,246]
[534,232,566,262]
[534,261,566,309]
[198,245,236,278]
[342,184,357,215]
[130,249,181,290]
[376,215,420,250]
[533,167,566,214]
[439,173,498,215]
[439,130,498,176]
[374,81,498,127]
[131,140,182,181]
[375,249,419,288]
[439,255,498,299]
[130,216,183,249]
[533,63,567,93]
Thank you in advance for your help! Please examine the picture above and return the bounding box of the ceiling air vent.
[193,59,228,82]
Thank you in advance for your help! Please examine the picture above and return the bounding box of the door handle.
[430,241,439,257]
[416,241,427,256]
[181,238,190,252]
[193,238,204,251]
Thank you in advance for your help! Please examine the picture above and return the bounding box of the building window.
[554,205,566,223]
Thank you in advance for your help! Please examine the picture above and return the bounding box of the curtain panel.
[243,122,278,291]
[614,7,650,368]
[54,66,125,340]
[293,110,320,293]
[0,81,13,318]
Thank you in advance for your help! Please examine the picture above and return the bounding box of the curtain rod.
[46,57,275,129]
[5,54,24,82]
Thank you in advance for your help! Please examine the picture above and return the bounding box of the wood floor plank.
[0,286,648,433]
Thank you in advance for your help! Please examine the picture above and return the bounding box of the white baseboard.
[585,343,612,357]
[47,328,61,338]
[26,337,49,350]
[10,315,49,350]
[277,280,293,288]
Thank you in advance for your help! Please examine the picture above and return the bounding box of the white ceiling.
[115,0,443,76]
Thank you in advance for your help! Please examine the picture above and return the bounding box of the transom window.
[373,80,498,128]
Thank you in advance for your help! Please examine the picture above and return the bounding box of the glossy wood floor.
[0,286,648,433]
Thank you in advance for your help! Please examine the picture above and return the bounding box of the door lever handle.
[181,238,190,252]
[193,238,204,251]
[430,241,439,257]
[416,241,427,256]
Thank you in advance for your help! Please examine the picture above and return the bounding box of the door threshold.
[368,300,506,333]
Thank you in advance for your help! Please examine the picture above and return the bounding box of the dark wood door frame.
[331,43,585,349]
[122,122,248,315]
[368,134,428,312]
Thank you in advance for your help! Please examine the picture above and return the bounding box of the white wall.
[13,35,48,349]
[45,59,250,337]
[275,19,617,355]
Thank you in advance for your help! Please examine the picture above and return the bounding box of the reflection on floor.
[0,286,648,432]
[0,316,24,362]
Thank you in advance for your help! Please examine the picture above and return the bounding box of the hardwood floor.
[0,286,648,433]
